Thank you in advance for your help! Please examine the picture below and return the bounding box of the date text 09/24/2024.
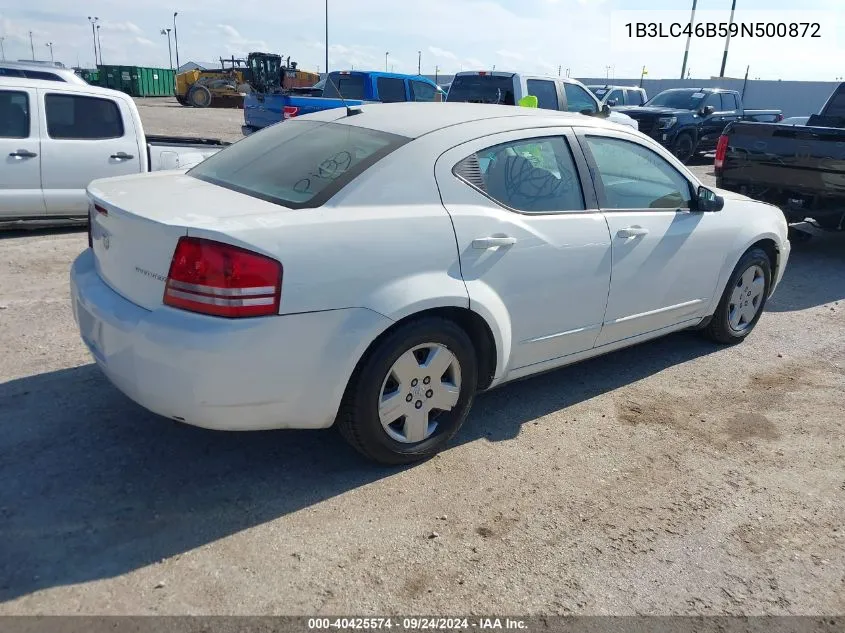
[624,22,821,39]
[307,618,528,630]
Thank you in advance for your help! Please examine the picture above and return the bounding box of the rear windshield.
[447,74,515,105]
[323,74,365,100]
[188,120,409,208]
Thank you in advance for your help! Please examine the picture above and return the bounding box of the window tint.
[703,93,721,111]
[585,136,692,210]
[628,90,645,106]
[526,79,559,110]
[563,83,597,114]
[45,94,123,139]
[606,89,624,105]
[25,70,63,82]
[453,136,584,213]
[376,77,407,103]
[446,74,515,105]
[0,90,30,138]
[189,120,409,209]
[323,74,365,100]
[410,80,436,102]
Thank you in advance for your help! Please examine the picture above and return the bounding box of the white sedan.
[71,102,790,464]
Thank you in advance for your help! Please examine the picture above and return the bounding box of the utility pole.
[435,65,439,84]
[385,51,389,72]
[96,25,103,65]
[719,0,738,77]
[558,65,561,77]
[324,0,329,75]
[0,37,5,61]
[161,28,173,69]
[418,50,421,75]
[29,31,35,60]
[605,65,610,79]
[88,16,99,66]
[173,12,180,69]
[46,42,53,64]
[680,0,697,79]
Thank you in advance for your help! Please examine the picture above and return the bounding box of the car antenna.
[324,71,362,117]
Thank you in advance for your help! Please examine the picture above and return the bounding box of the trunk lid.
[87,171,282,311]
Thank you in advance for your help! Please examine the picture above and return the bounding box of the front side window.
[526,79,559,110]
[45,94,123,139]
[563,83,597,114]
[584,136,692,210]
[410,80,436,102]
[606,89,624,106]
[376,77,407,103]
[703,93,721,112]
[0,90,30,138]
[453,136,584,213]
[189,120,409,209]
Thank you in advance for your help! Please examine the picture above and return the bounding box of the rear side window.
[628,90,645,106]
[410,80,436,102]
[45,94,124,139]
[453,136,584,213]
[526,79,559,110]
[323,74,365,100]
[0,67,26,78]
[824,84,845,117]
[0,90,30,138]
[25,70,63,82]
[563,83,597,114]
[446,74,515,105]
[376,77,407,103]
[189,120,410,209]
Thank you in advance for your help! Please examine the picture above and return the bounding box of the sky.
[1,0,843,81]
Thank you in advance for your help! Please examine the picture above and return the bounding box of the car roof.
[329,70,437,84]
[302,101,615,138]
[0,62,88,84]
[0,75,127,96]
[589,85,643,90]
[453,70,587,85]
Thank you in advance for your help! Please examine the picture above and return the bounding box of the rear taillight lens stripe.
[163,237,282,318]
[714,134,729,171]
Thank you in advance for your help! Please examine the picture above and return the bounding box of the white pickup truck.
[0,77,229,225]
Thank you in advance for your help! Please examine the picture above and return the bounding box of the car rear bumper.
[70,249,391,431]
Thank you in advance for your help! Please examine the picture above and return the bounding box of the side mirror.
[701,105,715,116]
[600,104,611,116]
[696,186,724,212]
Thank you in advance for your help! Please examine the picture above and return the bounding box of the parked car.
[586,84,647,107]
[242,71,441,134]
[446,71,639,131]
[0,61,88,85]
[0,77,228,223]
[72,102,790,464]
[615,88,782,162]
[716,82,845,232]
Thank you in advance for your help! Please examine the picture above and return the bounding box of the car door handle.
[9,150,37,158]
[110,152,134,160]
[616,227,649,239]
[472,236,517,249]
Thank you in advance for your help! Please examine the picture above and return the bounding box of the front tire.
[672,132,696,164]
[705,248,772,344]
[337,317,478,465]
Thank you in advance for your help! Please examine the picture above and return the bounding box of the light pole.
[680,0,697,80]
[161,28,173,69]
[96,25,103,65]
[719,0,738,77]
[0,37,5,61]
[46,42,53,64]
[418,50,421,75]
[29,31,35,60]
[88,16,99,66]
[324,0,329,75]
[385,51,389,72]
[173,12,180,70]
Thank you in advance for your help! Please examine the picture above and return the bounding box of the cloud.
[428,46,457,60]
[135,37,155,47]
[496,49,524,61]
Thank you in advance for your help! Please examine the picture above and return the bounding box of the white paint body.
[70,103,790,432]
[0,77,225,221]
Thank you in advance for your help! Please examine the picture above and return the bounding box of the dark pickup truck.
[715,82,845,232]
[616,88,782,163]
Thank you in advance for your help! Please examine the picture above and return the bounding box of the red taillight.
[283,105,299,119]
[714,134,729,171]
[163,237,282,318]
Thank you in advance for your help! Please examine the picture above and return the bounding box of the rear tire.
[672,132,696,164]
[337,317,478,465]
[187,85,212,108]
[704,248,772,345]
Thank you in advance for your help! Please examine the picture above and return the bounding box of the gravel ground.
[0,99,843,616]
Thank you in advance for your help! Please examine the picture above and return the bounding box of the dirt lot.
[0,99,843,616]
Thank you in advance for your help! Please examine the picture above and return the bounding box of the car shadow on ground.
[0,225,86,240]
[0,236,841,601]
[766,229,845,312]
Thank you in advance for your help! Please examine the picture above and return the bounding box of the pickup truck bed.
[146,135,230,171]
